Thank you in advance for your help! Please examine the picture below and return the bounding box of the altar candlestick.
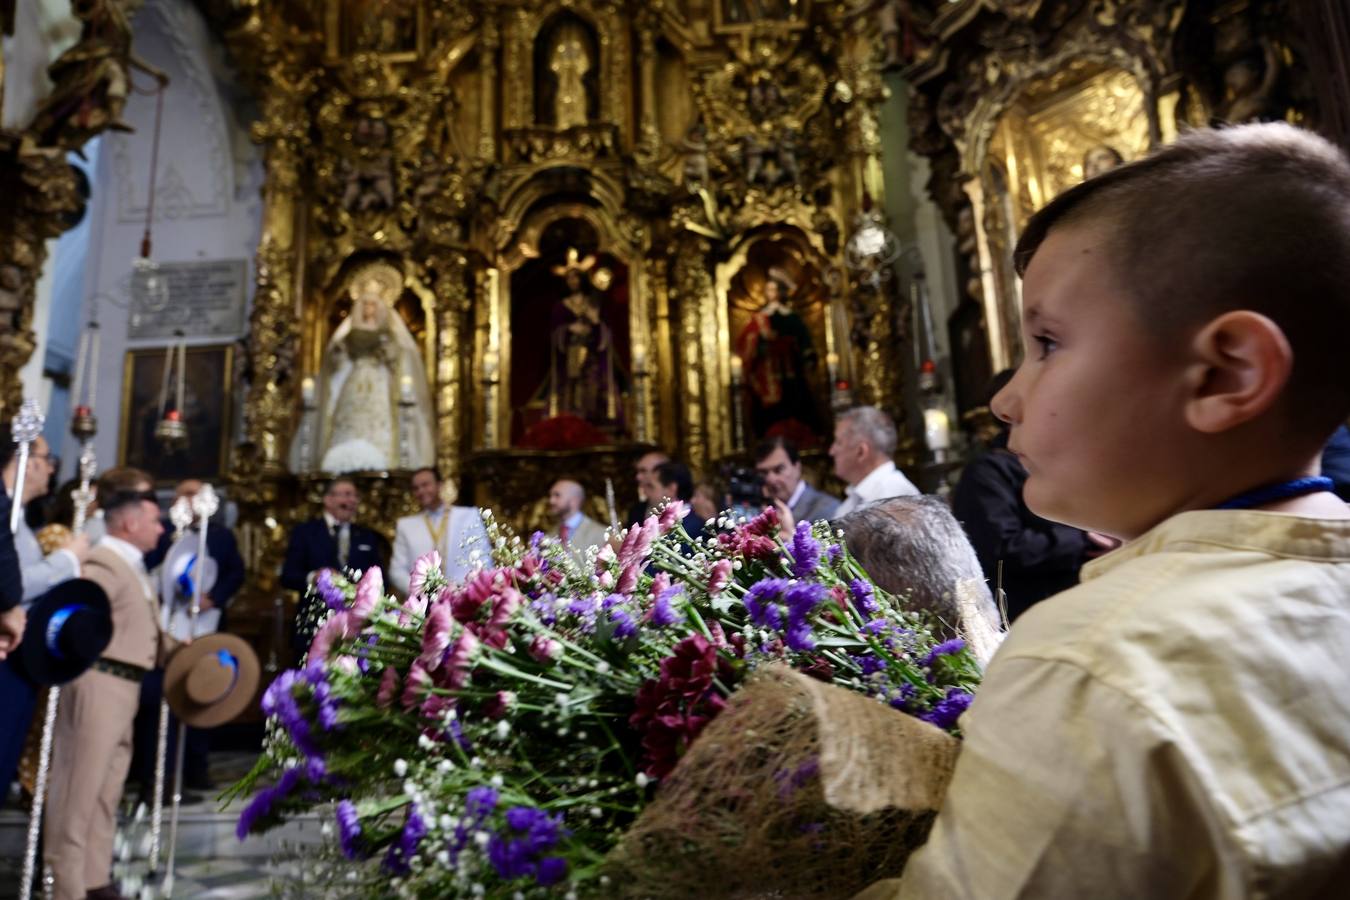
[301,376,316,407]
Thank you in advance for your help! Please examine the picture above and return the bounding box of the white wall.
[52,0,261,479]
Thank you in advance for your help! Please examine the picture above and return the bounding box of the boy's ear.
[1183,311,1293,434]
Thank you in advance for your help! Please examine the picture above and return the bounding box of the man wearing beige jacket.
[44,467,166,900]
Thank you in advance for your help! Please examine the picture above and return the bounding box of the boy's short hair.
[1014,122,1350,437]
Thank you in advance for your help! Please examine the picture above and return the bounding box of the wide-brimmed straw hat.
[163,633,260,728]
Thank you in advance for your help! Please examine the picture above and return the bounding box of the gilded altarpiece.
[219,0,901,614]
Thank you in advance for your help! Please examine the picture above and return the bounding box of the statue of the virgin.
[296,262,435,473]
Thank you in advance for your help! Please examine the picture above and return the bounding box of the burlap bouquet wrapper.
[604,665,960,899]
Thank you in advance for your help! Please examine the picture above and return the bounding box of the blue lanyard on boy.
[1213,476,1335,510]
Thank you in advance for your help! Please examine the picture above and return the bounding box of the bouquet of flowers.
[229,504,981,898]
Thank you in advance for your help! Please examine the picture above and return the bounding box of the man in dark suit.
[281,476,384,651]
[133,479,247,794]
[754,436,840,523]
[626,450,670,526]
[655,461,706,544]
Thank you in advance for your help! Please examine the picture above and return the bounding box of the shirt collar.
[423,503,445,520]
[99,534,147,573]
[1084,508,1350,582]
[563,511,584,531]
[847,460,897,498]
[787,480,807,508]
[323,512,348,531]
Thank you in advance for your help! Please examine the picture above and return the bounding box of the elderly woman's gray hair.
[834,495,1004,665]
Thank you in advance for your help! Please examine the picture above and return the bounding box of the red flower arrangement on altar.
[518,413,610,450]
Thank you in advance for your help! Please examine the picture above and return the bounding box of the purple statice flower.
[450,786,500,864]
[235,766,301,839]
[744,578,790,630]
[855,653,886,676]
[261,671,319,758]
[530,593,559,626]
[316,568,346,612]
[305,756,326,783]
[610,608,639,639]
[356,633,378,674]
[650,584,685,628]
[601,593,627,612]
[567,594,600,632]
[863,618,889,637]
[303,664,341,732]
[826,544,844,566]
[920,688,974,730]
[887,682,918,711]
[529,530,546,554]
[921,638,967,670]
[849,579,880,616]
[789,522,821,578]
[447,716,473,752]
[383,803,428,875]
[782,582,826,652]
[336,799,363,859]
[487,806,568,886]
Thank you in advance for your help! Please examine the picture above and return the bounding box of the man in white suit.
[390,468,491,594]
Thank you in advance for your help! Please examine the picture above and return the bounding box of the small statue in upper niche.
[1081,145,1124,181]
[681,121,711,187]
[341,108,395,213]
[550,22,593,130]
[28,0,167,151]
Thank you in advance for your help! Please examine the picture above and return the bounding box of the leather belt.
[92,658,150,684]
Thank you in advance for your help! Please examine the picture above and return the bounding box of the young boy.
[864,123,1350,898]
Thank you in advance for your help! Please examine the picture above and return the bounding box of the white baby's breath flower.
[490,774,504,788]
[393,759,408,777]
[496,720,511,740]
[635,772,650,788]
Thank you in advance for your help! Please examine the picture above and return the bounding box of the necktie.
[559,523,571,545]
[334,523,350,568]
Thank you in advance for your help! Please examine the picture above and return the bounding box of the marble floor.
[0,753,324,900]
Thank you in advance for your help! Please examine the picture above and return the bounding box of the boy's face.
[992,223,1189,540]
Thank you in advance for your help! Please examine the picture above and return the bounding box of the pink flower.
[307,611,354,663]
[482,690,515,719]
[443,628,479,690]
[658,501,688,534]
[707,560,732,595]
[402,661,432,710]
[618,518,658,570]
[650,572,671,600]
[351,567,384,625]
[419,601,455,671]
[408,550,442,599]
[398,592,428,628]
[377,667,401,709]
[450,569,500,623]
[487,587,523,631]
[332,655,360,676]
[616,562,640,596]
[529,635,562,664]
[597,571,614,590]
[421,692,455,721]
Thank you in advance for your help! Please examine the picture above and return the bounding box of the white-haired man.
[829,406,919,516]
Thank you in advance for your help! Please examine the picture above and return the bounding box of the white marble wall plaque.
[128,259,248,339]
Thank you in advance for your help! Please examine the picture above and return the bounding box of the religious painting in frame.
[326,0,426,62]
[119,344,234,483]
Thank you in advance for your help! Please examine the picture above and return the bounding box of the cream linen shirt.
[874,509,1350,900]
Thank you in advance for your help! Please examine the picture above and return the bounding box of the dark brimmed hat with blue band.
[14,579,113,686]
[163,633,260,728]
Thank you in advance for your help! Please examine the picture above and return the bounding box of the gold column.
[672,234,712,473]
[240,66,309,475]
[0,141,82,416]
[478,18,499,161]
[635,21,660,161]
[430,251,470,482]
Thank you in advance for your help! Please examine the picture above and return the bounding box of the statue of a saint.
[307,262,435,473]
[549,22,592,130]
[548,251,623,429]
[735,267,823,437]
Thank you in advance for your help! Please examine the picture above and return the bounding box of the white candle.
[923,407,951,451]
[175,343,186,413]
[301,376,315,406]
[87,326,99,408]
[730,356,743,381]
[400,374,414,402]
[71,332,88,408]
